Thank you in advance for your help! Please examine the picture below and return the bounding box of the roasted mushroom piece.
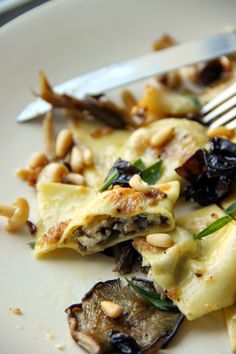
[66,278,184,354]
[113,241,140,275]
[176,137,236,205]
[103,158,141,189]
[38,72,129,129]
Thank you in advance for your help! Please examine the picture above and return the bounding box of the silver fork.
[201,82,236,129]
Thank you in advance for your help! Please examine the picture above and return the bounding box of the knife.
[17,30,236,122]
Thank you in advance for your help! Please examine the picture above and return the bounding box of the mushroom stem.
[0,198,29,232]
[0,205,15,218]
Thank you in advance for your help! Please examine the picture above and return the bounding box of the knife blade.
[17,30,236,122]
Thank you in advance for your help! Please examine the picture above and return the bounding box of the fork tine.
[201,82,236,115]
[226,116,236,129]
[209,106,236,129]
[202,95,236,124]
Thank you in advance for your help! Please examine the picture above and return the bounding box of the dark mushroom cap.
[66,278,184,354]
[176,137,236,205]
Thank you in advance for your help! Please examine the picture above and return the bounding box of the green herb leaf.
[133,159,146,171]
[194,215,232,240]
[226,201,236,218]
[28,241,36,249]
[125,277,178,312]
[141,160,163,184]
[181,92,201,110]
[99,169,119,192]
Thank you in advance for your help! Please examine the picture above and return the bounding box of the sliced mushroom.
[38,73,128,129]
[112,241,140,275]
[66,278,184,354]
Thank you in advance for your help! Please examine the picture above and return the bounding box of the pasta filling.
[73,213,169,250]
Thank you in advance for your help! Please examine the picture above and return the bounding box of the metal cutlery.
[17,30,236,122]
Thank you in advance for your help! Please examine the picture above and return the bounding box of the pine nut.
[15,168,32,181]
[100,301,123,319]
[29,152,48,169]
[71,146,84,172]
[43,111,56,159]
[165,70,181,89]
[146,233,174,248]
[207,126,234,139]
[150,127,175,148]
[129,128,149,151]
[83,148,94,166]
[37,163,69,184]
[64,173,85,186]
[153,34,175,51]
[121,89,137,111]
[129,174,149,192]
[56,129,73,158]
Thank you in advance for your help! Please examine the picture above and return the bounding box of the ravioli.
[71,120,131,188]
[119,118,207,184]
[35,182,96,256]
[220,194,236,353]
[220,187,236,212]
[225,305,236,353]
[36,181,179,256]
[133,205,236,320]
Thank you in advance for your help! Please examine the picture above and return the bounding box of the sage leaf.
[141,160,163,185]
[133,159,146,171]
[99,169,119,192]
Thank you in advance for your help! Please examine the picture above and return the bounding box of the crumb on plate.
[46,331,55,340]
[16,325,24,330]
[55,343,64,351]
[9,307,22,316]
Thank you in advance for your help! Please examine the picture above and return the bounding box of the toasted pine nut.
[37,163,68,185]
[153,34,175,51]
[165,70,181,89]
[29,152,48,169]
[71,146,84,172]
[15,168,32,181]
[121,89,137,111]
[146,233,174,248]
[43,111,56,159]
[56,129,73,158]
[129,128,149,151]
[64,173,85,186]
[129,174,149,192]
[207,126,234,139]
[100,301,123,319]
[83,148,94,166]
[151,127,175,148]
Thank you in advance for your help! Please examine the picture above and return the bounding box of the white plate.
[1,0,236,353]
[0,0,31,15]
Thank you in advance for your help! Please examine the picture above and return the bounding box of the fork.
[201,82,236,129]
